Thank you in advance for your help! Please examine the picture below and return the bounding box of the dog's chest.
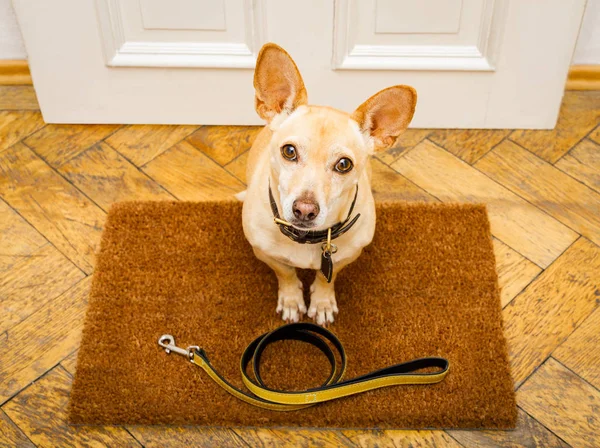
[268,236,362,271]
[270,243,322,270]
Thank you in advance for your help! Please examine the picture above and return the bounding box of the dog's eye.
[334,158,353,173]
[281,144,298,161]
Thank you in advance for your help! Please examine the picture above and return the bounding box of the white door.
[13,0,586,128]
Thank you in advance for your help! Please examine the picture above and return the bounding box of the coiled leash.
[158,323,449,411]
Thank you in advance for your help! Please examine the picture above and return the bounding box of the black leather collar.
[268,183,361,244]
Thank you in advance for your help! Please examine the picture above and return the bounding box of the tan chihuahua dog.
[240,43,416,325]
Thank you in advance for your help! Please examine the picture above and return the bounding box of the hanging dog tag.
[320,229,336,283]
[320,250,333,283]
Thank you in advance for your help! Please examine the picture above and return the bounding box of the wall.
[573,0,600,64]
[0,0,26,58]
[1,0,599,63]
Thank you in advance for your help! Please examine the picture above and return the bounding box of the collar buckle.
[274,217,293,226]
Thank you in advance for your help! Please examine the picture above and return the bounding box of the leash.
[158,323,449,411]
[268,185,361,282]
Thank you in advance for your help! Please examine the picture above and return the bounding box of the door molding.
[332,0,507,71]
[95,0,265,68]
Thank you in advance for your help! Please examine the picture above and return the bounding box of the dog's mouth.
[289,220,316,230]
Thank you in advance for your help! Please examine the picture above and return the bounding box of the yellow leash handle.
[158,323,449,411]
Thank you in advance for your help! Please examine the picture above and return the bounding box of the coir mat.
[68,201,516,429]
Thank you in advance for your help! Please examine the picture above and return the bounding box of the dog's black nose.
[293,199,320,222]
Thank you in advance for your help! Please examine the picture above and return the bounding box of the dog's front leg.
[309,251,362,325]
[253,248,306,322]
[308,272,339,325]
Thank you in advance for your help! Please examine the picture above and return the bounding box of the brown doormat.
[68,201,517,429]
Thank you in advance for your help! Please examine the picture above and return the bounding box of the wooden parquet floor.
[0,86,599,448]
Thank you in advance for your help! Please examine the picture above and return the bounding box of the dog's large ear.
[254,43,308,122]
[351,86,417,151]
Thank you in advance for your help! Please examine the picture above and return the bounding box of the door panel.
[97,0,264,68]
[333,0,502,71]
[139,0,226,31]
[375,0,463,34]
[13,0,585,128]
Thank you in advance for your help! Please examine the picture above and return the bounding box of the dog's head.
[254,43,416,230]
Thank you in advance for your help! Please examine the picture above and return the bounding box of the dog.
[239,43,416,325]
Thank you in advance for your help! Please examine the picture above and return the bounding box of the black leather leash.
[158,322,450,411]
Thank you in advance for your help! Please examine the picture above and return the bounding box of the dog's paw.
[308,284,338,325]
[276,283,306,323]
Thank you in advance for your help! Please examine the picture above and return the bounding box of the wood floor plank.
[60,350,79,377]
[0,111,44,153]
[225,150,249,184]
[187,125,261,166]
[476,140,600,247]
[3,366,140,447]
[509,91,600,163]
[589,125,600,145]
[234,428,353,447]
[0,244,84,334]
[518,358,600,448]
[371,158,437,203]
[60,142,173,210]
[0,143,106,273]
[0,86,39,110]
[428,129,510,164]
[0,199,46,272]
[553,307,600,390]
[24,123,121,167]
[106,124,198,167]
[128,426,245,448]
[374,128,432,165]
[492,238,542,308]
[503,238,600,385]
[142,140,245,201]
[0,277,90,404]
[448,408,569,448]
[392,140,577,268]
[556,139,600,194]
[0,409,34,448]
[342,429,461,448]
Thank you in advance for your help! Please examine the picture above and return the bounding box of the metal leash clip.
[158,334,199,362]
[321,228,338,255]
